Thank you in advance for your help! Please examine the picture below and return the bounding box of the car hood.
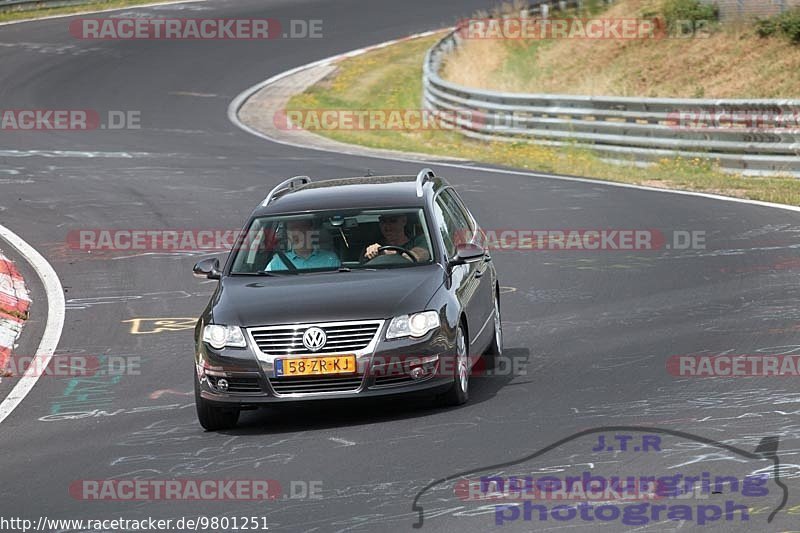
[211,265,446,327]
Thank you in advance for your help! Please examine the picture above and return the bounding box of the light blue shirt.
[266,247,340,271]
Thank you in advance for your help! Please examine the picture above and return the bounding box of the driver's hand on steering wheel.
[365,243,397,260]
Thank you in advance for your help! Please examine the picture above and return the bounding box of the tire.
[437,324,469,406]
[194,373,240,431]
[483,290,503,372]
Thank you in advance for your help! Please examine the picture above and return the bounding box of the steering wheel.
[377,245,418,263]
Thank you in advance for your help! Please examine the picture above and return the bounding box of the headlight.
[202,324,247,349]
[386,311,440,340]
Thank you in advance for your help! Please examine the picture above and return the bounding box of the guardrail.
[422,3,800,176]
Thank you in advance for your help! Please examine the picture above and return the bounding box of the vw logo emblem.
[302,327,327,351]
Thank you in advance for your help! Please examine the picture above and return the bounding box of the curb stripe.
[0,315,23,372]
[0,251,28,372]
[0,253,31,317]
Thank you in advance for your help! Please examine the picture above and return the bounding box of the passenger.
[266,219,340,271]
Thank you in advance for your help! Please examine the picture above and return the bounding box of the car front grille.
[269,375,364,395]
[249,320,382,356]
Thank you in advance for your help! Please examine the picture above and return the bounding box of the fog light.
[404,355,439,380]
[216,378,229,392]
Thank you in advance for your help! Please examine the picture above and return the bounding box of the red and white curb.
[0,250,30,375]
[0,223,64,425]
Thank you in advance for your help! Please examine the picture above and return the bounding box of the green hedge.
[756,8,800,44]
[661,0,719,31]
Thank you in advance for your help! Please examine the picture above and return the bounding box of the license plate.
[275,355,357,377]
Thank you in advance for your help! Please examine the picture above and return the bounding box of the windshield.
[229,208,435,274]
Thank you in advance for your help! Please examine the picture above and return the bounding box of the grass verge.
[443,0,800,98]
[287,33,800,207]
[0,0,170,23]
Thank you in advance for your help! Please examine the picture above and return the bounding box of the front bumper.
[195,321,456,405]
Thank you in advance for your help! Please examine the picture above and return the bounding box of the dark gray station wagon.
[192,169,502,430]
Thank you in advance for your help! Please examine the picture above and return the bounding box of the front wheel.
[195,373,240,431]
[437,325,469,407]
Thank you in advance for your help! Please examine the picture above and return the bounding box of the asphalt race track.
[1,1,800,531]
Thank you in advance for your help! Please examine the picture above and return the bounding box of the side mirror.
[193,258,221,280]
[449,242,485,266]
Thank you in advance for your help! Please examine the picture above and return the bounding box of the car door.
[434,189,488,357]
[441,189,494,350]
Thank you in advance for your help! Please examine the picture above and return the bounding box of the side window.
[433,197,456,257]
[231,219,277,272]
[440,189,472,247]
[445,190,476,232]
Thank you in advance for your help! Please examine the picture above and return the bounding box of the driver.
[364,214,430,262]
[266,218,340,271]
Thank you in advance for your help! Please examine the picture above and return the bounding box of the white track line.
[228,31,800,215]
[0,0,200,423]
[0,224,65,425]
[0,0,207,27]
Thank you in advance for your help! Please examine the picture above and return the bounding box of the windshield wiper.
[338,266,351,272]
[231,271,279,277]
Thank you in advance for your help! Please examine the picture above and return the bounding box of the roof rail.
[415,168,435,197]
[261,176,312,206]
